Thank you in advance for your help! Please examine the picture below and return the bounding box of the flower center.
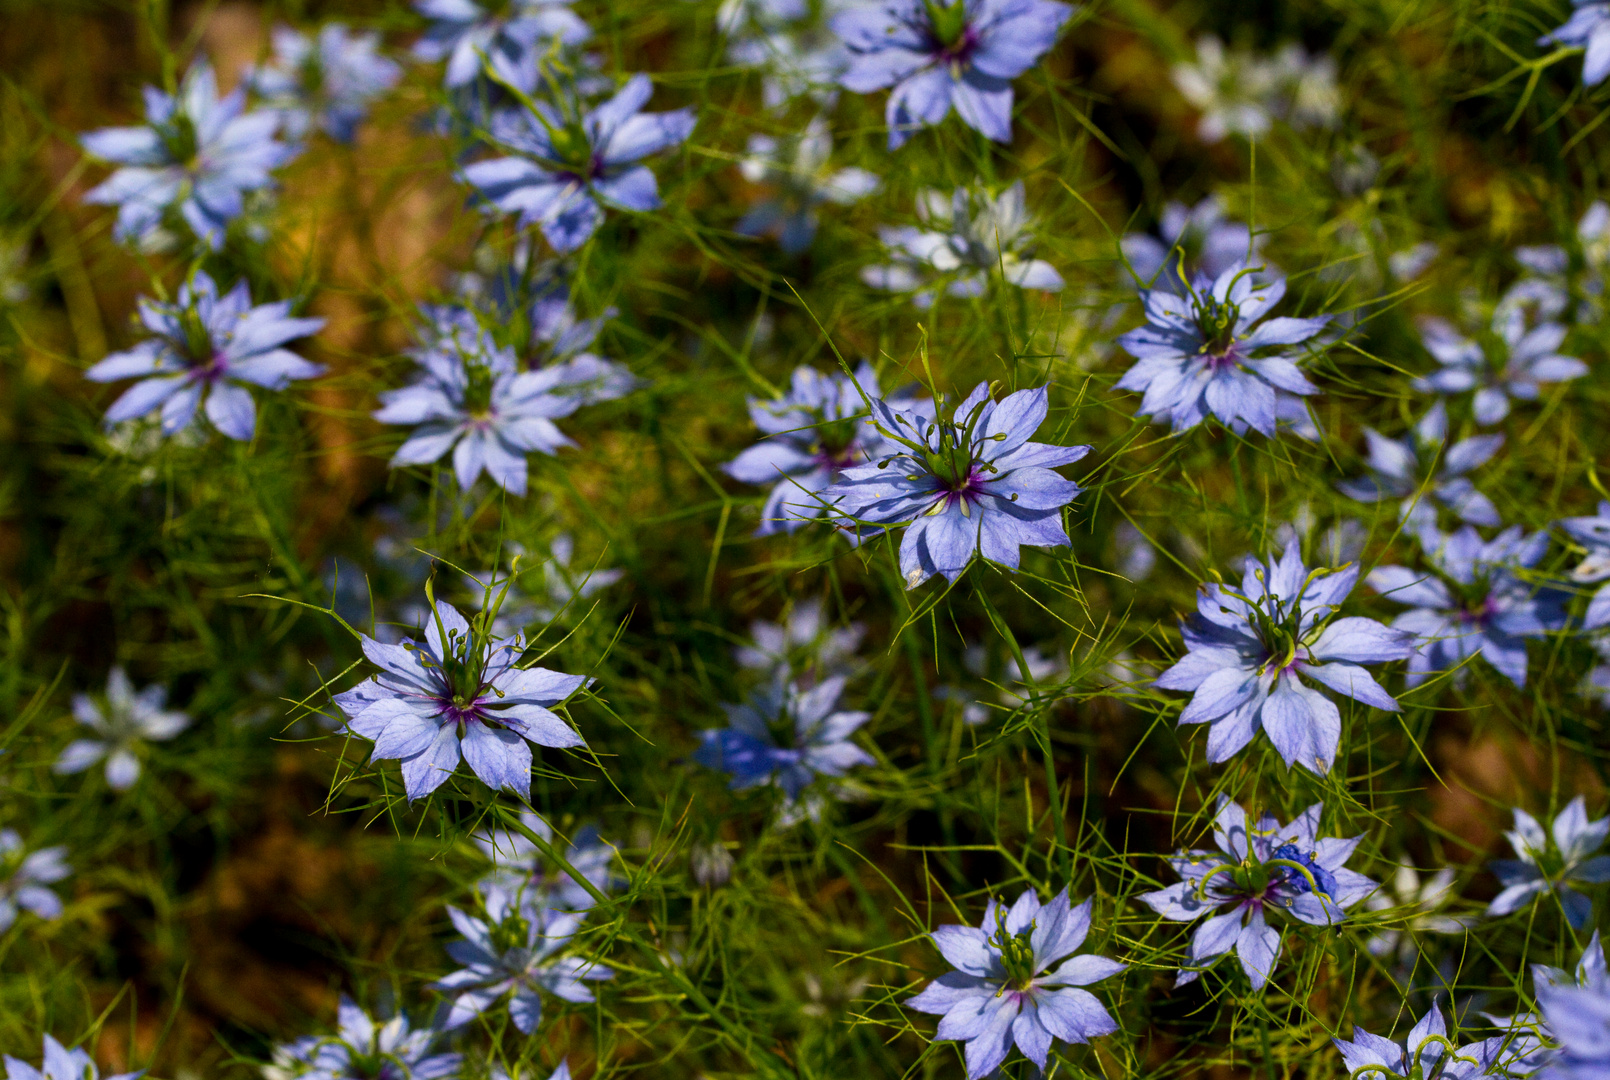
[925,0,973,52]
[1193,294,1242,363]
[489,908,531,954]
[463,360,497,418]
[159,112,200,168]
[989,914,1038,991]
[812,415,863,469]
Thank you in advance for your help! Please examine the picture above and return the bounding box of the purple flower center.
[924,0,979,65]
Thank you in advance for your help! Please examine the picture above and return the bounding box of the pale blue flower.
[414,0,590,88]
[1140,798,1375,990]
[246,24,401,143]
[473,811,619,911]
[1154,545,1414,774]
[1540,2,1610,86]
[693,673,873,801]
[733,598,864,682]
[737,116,879,253]
[1,1036,139,1080]
[0,830,69,933]
[1336,401,1505,537]
[265,998,461,1080]
[1414,312,1587,426]
[1333,1005,1507,1080]
[1486,798,1610,930]
[1560,501,1610,630]
[834,0,1074,149]
[905,887,1123,1079]
[823,382,1090,588]
[81,61,294,249]
[83,271,325,442]
[55,667,190,791]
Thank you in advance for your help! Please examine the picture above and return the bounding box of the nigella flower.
[264,997,461,1080]
[1560,501,1610,630]
[54,667,190,791]
[1336,401,1505,537]
[1153,545,1414,774]
[823,382,1090,588]
[1116,262,1330,437]
[80,61,294,250]
[462,74,695,253]
[1140,799,1375,990]
[693,673,873,802]
[413,0,591,88]
[1413,313,1587,426]
[1,1036,139,1080]
[0,830,69,933]
[1514,202,1610,324]
[861,183,1063,305]
[1334,1005,1508,1080]
[245,24,402,144]
[905,888,1123,1079]
[83,271,325,442]
[833,0,1073,149]
[1368,525,1568,688]
[1540,2,1610,86]
[723,363,911,535]
[734,598,865,683]
[1363,862,1472,967]
[374,312,586,495]
[1486,798,1610,930]
[434,887,612,1033]
[736,116,880,253]
[333,598,588,801]
[473,811,619,910]
[1537,958,1610,1079]
[1119,196,1269,293]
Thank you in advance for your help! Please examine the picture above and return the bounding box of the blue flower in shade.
[333,599,588,802]
[1153,546,1413,774]
[1540,2,1610,87]
[461,74,695,253]
[464,535,626,636]
[54,667,190,791]
[1115,262,1331,437]
[83,271,325,442]
[861,183,1064,305]
[1139,799,1376,990]
[693,674,873,801]
[1560,501,1610,630]
[723,363,910,535]
[734,598,864,683]
[1333,1005,1508,1080]
[473,811,619,911]
[373,311,587,495]
[1120,196,1270,293]
[1486,798,1610,930]
[1413,313,1587,426]
[737,116,880,253]
[413,0,591,88]
[246,24,402,144]
[434,887,612,1033]
[265,998,461,1080]
[1367,525,1568,689]
[833,0,1074,149]
[905,888,1123,1079]
[1336,401,1505,538]
[1,1036,139,1080]
[81,61,294,250]
[823,382,1090,589]
[0,830,69,933]
[1514,201,1610,325]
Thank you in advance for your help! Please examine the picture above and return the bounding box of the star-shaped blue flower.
[1336,401,1505,538]
[693,673,873,801]
[246,24,402,144]
[1487,798,1610,930]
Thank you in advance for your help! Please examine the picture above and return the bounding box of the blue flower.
[905,887,1123,1079]
[1139,799,1375,990]
[1336,401,1505,537]
[737,116,880,253]
[862,183,1064,304]
[333,599,587,801]
[1413,313,1587,426]
[823,382,1090,588]
[434,888,612,1033]
[1,1036,140,1080]
[54,667,190,791]
[1367,525,1568,688]
[1154,546,1414,774]
[1540,2,1610,86]
[693,673,873,801]
[1520,933,1610,1078]
[1333,1004,1508,1080]
[1115,262,1330,436]
[473,811,619,911]
[1514,201,1610,324]
[373,310,588,495]
[833,0,1073,149]
[1120,196,1271,293]
[265,997,461,1080]
[725,0,850,110]
[464,535,626,635]
[81,61,294,250]
[0,830,69,933]
[461,74,695,253]
[1486,798,1610,930]
[724,363,911,535]
[83,271,325,442]
[246,24,402,144]
[1561,500,1610,630]
[733,598,864,682]
[413,0,591,88]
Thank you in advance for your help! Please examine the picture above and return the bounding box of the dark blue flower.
[246,24,402,144]
[833,0,1073,149]
[693,673,873,801]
